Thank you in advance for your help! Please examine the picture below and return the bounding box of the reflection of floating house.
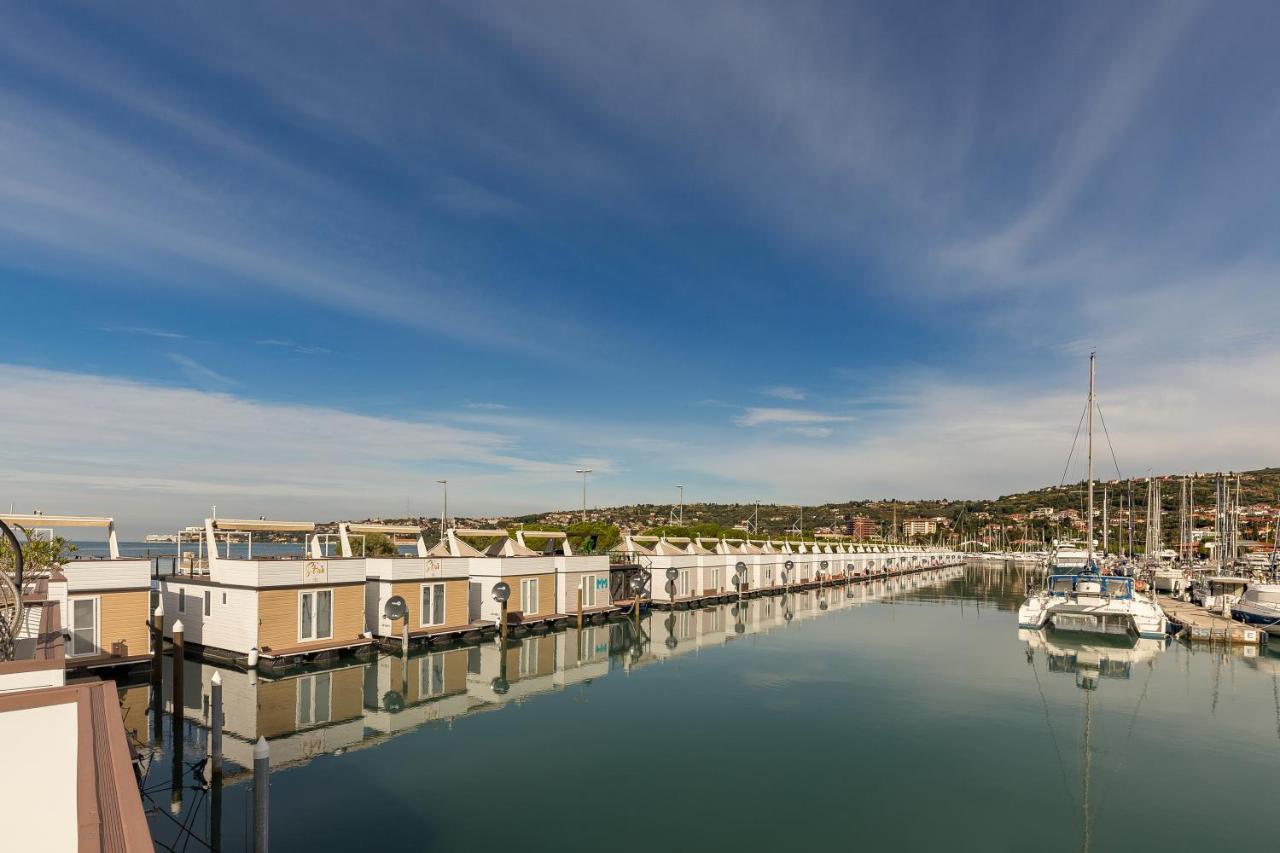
[2,513,152,672]
[363,647,484,735]
[344,523,481,649]
[515,530,618,621]
[176,658,367,773]
[554,624,611,687]
[435,529,559,629]
[157,518,373,670]
[466,634,561,703]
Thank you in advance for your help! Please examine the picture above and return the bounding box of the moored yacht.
[1231,583,1280,636]
[1016,354,1169,641]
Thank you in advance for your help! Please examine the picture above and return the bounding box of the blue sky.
[2,1,1279,532]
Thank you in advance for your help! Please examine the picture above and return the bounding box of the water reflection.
[128,563,1280,852]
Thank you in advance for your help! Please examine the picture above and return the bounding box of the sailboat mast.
[1086,352,1095,565]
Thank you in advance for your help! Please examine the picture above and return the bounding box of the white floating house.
[515,530,617,620]
[343,523,478,648]
[1,513,152,672]
[157,518,372,670]
[616,533,700,607]
[434,529,558,628]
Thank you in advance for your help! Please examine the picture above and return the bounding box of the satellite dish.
[785,560,794,571]
[492,582,511,604]
[384,595,408,621]
[665,636,678,650]
[665,567,679,582]
[846,563,854,572]
[821,560,829,570]
[735,561,747,572]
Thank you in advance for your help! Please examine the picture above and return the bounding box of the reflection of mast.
[1081,688,1092,853]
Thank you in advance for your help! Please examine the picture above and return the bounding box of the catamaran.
[1017,354,1169,640]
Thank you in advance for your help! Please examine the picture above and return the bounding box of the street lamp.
[436,480,448,536]
[676,485,685,526]
[575,469,592,522]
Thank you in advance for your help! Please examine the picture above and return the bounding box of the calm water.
[125,562,1280,852]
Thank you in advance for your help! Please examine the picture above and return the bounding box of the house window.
[204,591,211,616]
[420,583,446,627]
[178,588,185,613]
[70,598,97,657]
[579,575,597,608]
[299,589,334,641]
[297,672,332,725]
[418,654,446,699]
[520,578,539,615]
[709,568,721,590]
[677,570,690,597]
[222,593,227,605]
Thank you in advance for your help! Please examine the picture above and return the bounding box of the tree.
[361,532,398,557]
[0,533,78,575]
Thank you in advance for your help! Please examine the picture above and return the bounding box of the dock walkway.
[1158,595,1266,646]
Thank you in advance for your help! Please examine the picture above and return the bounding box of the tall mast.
[1086,352,1095,565]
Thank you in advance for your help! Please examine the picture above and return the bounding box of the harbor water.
[129,562,1280,852]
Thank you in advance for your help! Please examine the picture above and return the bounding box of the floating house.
[344,523,478,648]
[434,528,558,629]
[515,530,618,621]
[157,518,372,670]
[1,513,152,673]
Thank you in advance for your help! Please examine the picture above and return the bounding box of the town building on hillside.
[903,518,937,537]
[846,517,878,539]
[1029,507,1055,519]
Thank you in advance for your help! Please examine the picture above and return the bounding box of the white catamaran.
[1017,353,1169,640]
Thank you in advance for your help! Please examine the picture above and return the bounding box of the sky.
[2,1,1279,534]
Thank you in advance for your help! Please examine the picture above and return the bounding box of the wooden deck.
[1158,594,1266,646]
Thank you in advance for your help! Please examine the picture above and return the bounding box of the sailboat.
[1017,354,1169,639]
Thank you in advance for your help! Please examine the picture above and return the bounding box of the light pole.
[575,469,592,521]
[677,485,685,526]
[436,480,448,538]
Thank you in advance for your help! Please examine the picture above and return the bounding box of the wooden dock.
[1158,595,1267,646]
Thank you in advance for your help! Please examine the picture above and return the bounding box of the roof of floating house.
[210,518,316,532]
[427,528,540,558]
[515,530,571,556]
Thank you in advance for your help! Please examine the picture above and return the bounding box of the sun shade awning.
[211,518,315,532]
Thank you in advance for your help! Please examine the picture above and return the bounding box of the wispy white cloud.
[99,326,186,340]
[167,353,237,389]
[760,385,806,401]
[256,339,332,356]
[735,407,853,428]
[465,402,509,411]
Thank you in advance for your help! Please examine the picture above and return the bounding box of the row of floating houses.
[2,513,965,677]
[149,566,968,786]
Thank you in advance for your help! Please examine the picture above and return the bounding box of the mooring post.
[253,736,270,853]
[170,619,185,817]
[500,600,508,645]
[150,602,165,746]
[171,619,185,722]
[210,670,223,779]
[577,587,583,631]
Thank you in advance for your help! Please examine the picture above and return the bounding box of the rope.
[1094,402,1125,480]
[1059,401,1089,487]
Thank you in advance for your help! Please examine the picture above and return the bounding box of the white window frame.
[420,583,446,627]
[579,575,597,608]
[520,578,539,615]
[418,653,446,699]
[677,569,690,597]
[299,588,334,642]
[709,568,721,590]
[518,638,539,676]
[69,596,99,658]
[296,672,332,726]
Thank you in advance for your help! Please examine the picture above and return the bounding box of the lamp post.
[576,469,592,522]
[676,485,685,526]
[436,480,448,538]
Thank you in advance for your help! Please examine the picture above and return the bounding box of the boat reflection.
[1019,629,1167,690]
